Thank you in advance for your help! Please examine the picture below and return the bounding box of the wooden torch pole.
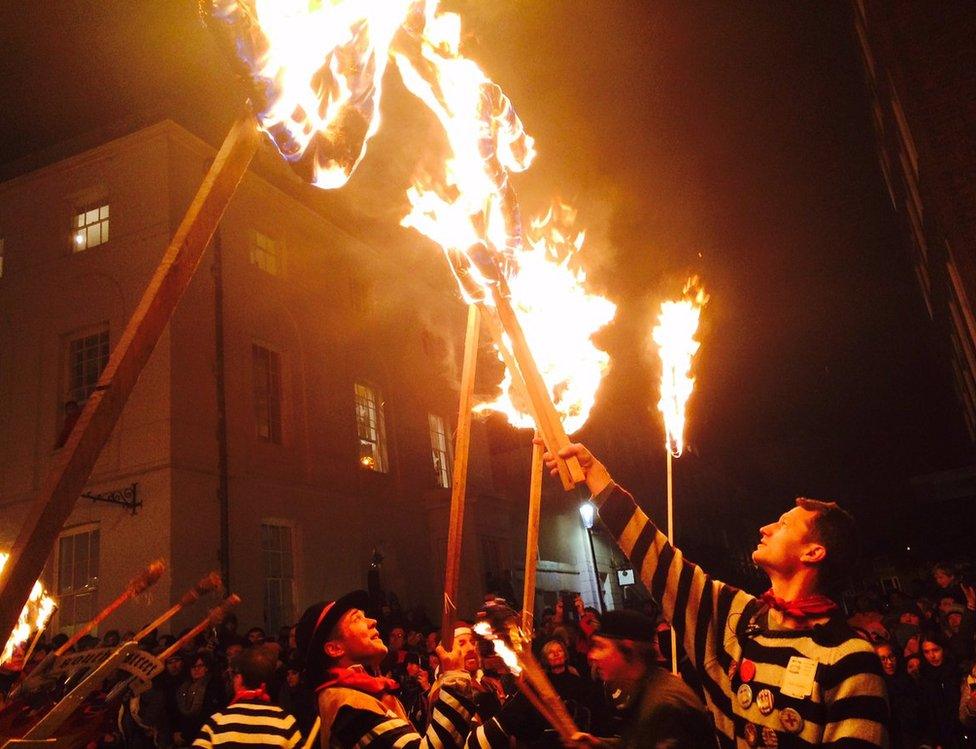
[521,434,543,639]
[667,450,678,675]
[441,304,481,651]
[0,114,260,648]
[487,289,584,490]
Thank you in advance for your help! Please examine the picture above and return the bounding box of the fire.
[0,552,57,666]
[473,620,521,676]
[208,0,415,188]
[209,1,616,433]
[472,206,616,434]
[652,279,708,457]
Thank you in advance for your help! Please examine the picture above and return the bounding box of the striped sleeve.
[820,649,889,748]
[192,718,215,749]
[330,685,507,749]
[597,483,753,670]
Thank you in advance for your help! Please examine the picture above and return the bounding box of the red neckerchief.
[759,589,838,620]
[317,666,399,696]
[231,687,271,704]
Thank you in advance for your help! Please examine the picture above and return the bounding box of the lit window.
[57,527,99,633]
[428,413,452,488]
[250,231,281,275]
[261,522,295,633]
[253,345,282,443]
[73,204,109,251]
[355,382,388,472]
[67,328,109,405]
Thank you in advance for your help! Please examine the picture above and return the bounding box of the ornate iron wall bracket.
[82,483,140,515]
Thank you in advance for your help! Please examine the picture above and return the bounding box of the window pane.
[58,537,72,594]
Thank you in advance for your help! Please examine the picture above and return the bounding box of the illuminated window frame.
[428,413,452,488]
[261,521,296,633]
[253,344,283,444]
[73,204,109,251]
[354,382,388,472]
[65,327,110,406]
[56,525,100,634]
[250,231,281,276]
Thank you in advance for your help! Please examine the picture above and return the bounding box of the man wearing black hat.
[567,609,715,748]
[295,591,512,748]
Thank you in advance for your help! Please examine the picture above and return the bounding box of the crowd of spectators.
[1,558,974,748]
[850,562,976,748]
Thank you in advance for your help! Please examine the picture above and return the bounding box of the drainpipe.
[213,230,231,589]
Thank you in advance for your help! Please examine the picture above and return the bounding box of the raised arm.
[541,442,755,672]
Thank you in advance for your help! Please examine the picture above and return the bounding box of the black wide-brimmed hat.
[598,609,657,643]
[295,590,370,685]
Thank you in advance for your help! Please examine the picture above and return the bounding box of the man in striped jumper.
[193,647,303,749]
[295,591,519,749]
[543,443,888,748]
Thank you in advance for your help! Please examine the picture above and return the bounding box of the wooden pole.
[521,435,543,639]
[440,304,480,651]
[0,115,260,649]
[54,560,166,656]
[157,595,241,661]
[488,288,584,490]
[667,450,677,675]
[518,655,579,740]
[132,571,222,642]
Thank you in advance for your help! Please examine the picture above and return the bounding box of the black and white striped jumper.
[317,682,508,749]
[192,699,303,749]
[597,482,889,748]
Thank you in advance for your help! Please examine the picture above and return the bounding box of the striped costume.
[598,483,889,748]
[192,699,303,749]
[317,681,508,749]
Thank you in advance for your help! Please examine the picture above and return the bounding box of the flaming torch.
[652,278,708,673]
[0,553,56,668]
[474,605,578,741]
[202,0,618,647]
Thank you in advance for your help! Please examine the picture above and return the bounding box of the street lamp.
[579,501,606,614]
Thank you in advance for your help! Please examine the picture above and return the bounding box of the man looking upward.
[296,591,520,749]
[541,442,888,748]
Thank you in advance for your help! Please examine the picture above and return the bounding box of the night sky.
[1,2,970,558]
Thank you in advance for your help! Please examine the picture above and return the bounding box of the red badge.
[762,726,779,747]
[739,659,757,683]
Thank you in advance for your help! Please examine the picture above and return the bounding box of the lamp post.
[579,501,606,614]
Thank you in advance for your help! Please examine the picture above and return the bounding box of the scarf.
[317,665,399,696]
[759,589,838,620]
[231,687,271,704]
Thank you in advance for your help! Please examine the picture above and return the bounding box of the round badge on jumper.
[743,722,758,747]
[779,707,804,734]
[737,683,754,708]
[739,659,757,683]
[755,688,775,715]
[762,726,779,747]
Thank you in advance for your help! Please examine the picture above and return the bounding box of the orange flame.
[210,1,616,432]
[210,0,415,187]
[653,279,708,457]
[473,205,616,434]
[0,552,57,666]
[473,620,521,676]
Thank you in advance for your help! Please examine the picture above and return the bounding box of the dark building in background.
[853,0,976,439]
[851,1,976,586]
